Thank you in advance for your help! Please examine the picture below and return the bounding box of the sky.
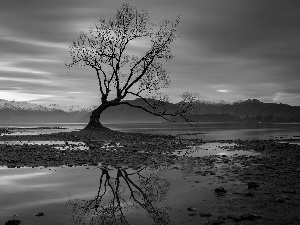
[1,0,300,107]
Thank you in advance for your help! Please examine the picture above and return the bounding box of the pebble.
[199,212,212,217]
[227,213,262,222]
[244,192,255,197]
[34,212,45,217]
[247,181,260,189]
[187,207,197,211]
[4,220,21,225]
[214,187,227,195]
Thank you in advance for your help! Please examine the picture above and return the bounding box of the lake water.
[0,160,244,225]
[2,122,300,140]
[0,122,299,224]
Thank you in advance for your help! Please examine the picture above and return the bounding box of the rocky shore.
[1,128,300,224]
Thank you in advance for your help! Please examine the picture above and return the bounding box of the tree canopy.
[66,3,194,129]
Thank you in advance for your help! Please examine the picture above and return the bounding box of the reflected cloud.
[216,90,229,93]
[0,172,48,185]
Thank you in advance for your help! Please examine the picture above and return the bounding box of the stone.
[282,188,296,194]
[240,213,262,221]
[245,192,255,197]
[187,207,197,211]
[5,220,21,225]
[34,212,45,217]
[226,213,241,222]
[247,181,260,189]
[276,194,289,203]
[199,212,212,217]
[207,218,225,225]
[227,213,262,222]
[214,187,227,194]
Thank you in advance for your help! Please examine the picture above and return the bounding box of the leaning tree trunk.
[84,104,108,130]
[84,98,122,130]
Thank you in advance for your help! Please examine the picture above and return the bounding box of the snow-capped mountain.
[0,99,95,112]
[0,98,164,124]
[0,99,93,124]
[0,99,51,111]
[47,103,97,112]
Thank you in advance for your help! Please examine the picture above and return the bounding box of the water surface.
[1,122,300,140]
[0,159,243,225]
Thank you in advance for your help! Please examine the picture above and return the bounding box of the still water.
[1,122,300,140]
[0,159,243,225]
[107,122,300,140]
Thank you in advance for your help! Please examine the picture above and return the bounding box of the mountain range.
[1,98,300,124]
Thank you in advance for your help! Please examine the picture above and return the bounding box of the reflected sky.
[0,172,48,185]
[0,159,236,225]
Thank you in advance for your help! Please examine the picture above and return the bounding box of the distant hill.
[0,98,165,124]
[1,98,300,124]
[192,99,300,117]
[172,99,300,122]
[0,99,89,124]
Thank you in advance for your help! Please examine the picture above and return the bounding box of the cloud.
[216,90,229,93]
[0,77,55,85]
[0,91,55,102]
[0,0,300,106]
[0,62,51,75]
[1,37,68,50]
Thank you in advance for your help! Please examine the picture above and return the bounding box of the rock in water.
[34,212,45,217]
[214,187,227,195]
[187,207,197,211]
[5,220,21,225]
[199,212,212,217]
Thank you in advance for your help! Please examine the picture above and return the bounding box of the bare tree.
[66,3,185,129]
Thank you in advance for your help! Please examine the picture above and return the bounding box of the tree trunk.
[84,104,108,130]
[84,98,122,130]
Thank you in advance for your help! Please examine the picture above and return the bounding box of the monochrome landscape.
[1,1,300,225]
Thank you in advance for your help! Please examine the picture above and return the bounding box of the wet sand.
[0,129,300,224]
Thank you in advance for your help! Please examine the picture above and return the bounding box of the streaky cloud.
[0,91,55,102]
[0,61,51,75]
[1,36,68,49]
[0,77,55,85]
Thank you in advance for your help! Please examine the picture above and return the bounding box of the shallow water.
[0,160,243,225]
[0,123,288,224]
[174,143,260,157]
[2,122,300,140]
[1,126,79,136]
[0,140,258,225]
[108,122,300,140]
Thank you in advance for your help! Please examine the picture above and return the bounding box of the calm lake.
[2,122,300,140]
[0,122,299,225]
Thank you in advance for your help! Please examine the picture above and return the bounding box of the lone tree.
[66,3,191,129]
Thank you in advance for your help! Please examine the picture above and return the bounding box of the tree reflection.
[68,168,170,225]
